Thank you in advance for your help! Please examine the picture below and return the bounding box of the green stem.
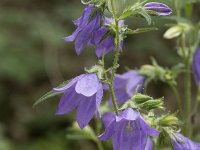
[184,58,192,137]
[104,71,119,115]
[169,84,183,117]
[96,140,104,150]
[106,0,121,115]
[181,34,192,137]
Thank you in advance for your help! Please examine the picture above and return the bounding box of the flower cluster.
[64,4,124,58]
[36,1,200,150]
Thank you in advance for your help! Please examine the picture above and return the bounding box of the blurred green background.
[0,0,200,150]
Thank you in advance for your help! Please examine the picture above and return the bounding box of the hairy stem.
[107,0,121,115]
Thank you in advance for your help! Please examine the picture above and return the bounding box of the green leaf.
[119,9,134,20]
[125,27,158,35]
[136,8,152,25]
[33,80,71,107]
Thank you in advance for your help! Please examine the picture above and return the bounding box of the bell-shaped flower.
[192,47,200,86]
[99,108,159,150]
[91,17,124,58]
[107,70,145,105]
[144,2,172,16]
[64,4,101,55]
[172,133,200,150]
[53,73,103,129]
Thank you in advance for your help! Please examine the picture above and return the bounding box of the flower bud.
[138,98,164,111]
[132,93,153,104]
[164,23,191,39]
[164,25,183,39]
[157,114,181,128]
[144,2,172,16]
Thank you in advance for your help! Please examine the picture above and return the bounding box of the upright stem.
[169,84,183,117]
[184,56,192,137]
[106,0,121,116]
[181,34,192,137]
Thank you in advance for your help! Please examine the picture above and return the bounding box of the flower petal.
[126,74,144,97]
[75,74,99,97]
[53,74,84,92]
[173,133,200,150]
[131,125,147,150]
[116,108,139,122]
[96,83,103,118]
[64,28,82,42]
[76,95,97,128]
[112,121,132,150]
[114,88,130,105]
[145,137,153,150]
[56,85,81,115]
[138,116,159,137]
[99,120,116,141]
[144,2,172,16]
[75,12,101,55]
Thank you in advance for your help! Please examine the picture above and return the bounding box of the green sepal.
[132,93,153,104]
[138,98,164,111]
[118,0,148,20]
[33,80,71,107]
[119,101,137,111]
[136,8,151,25]
[156,113,181,128]
[125,27,158,35]
[157,127,173,147]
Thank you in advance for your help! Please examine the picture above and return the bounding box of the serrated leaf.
[33,80,71,107]
[125,27,158,35]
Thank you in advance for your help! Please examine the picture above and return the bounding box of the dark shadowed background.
[0,0,200,149]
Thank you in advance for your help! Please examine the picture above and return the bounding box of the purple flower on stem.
[64,4,101,55]
[53,74,103,128]
[99,108,159,150]
[91,17,125,58]
[106,70,145,105]
[172,133,200,150]
[144,2,172,16]
[192,47,200,86]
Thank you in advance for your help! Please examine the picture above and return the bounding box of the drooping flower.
[64,4,101,55]
[53,73,103,128]
[91,17,125,58]
[172,133,200,150]
[106,70,145,105]
[99,108,159,150]
[144,2,172,16]
[192,47,200,86]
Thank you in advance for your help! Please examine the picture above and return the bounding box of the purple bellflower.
[64,4,101,55]
[99,108,159,150]
[53,73,103,129]
[106,70,145,105]
[144,2,172,16]
[91,17,124,58]
[192,47,200,86]
[172,133,200,150]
